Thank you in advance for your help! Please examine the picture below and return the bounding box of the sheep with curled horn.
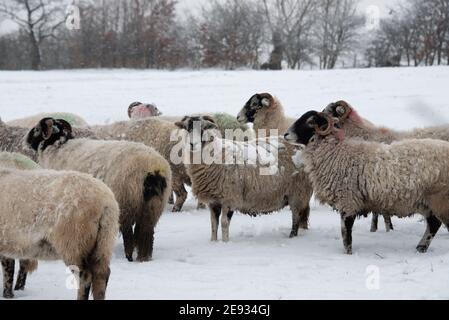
[323,100,449,232]
[175,115,313,242]
[26,118,172,262]
[285,111,449,254]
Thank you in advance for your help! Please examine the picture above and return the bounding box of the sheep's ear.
[56,119,73,137]
[175,119,187,129]
[202,116,218,130]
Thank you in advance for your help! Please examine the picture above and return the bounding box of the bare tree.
[0,0,66,70]
[198,0,266,70]
[314,0,364,69]
[263,0,317,69]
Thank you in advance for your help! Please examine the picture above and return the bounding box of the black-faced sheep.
[237,93,295,137]
[175,115,313,241]
[0,167,119,300]
[323,100,449,232]
[71,118,191,212]
[0,117,96,163]
[285,111,449,254]
[26,118,172,262]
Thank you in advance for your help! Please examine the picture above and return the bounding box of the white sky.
[1,0,400,35]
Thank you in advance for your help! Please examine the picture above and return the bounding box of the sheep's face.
[26,117,74,151]
[128,102,162,119]
[175,115,220,152]
[285,111,333,146]
[323,101,352,123]
[237,93,273,124]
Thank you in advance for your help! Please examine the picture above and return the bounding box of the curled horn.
[42,118,54,140]
[334,100,352,120]
[314,113,335,136]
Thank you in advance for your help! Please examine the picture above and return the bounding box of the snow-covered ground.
[1,67,449,300]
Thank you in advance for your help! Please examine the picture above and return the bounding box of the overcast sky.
[1,0,401,35]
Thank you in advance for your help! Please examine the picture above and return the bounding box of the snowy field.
[1,67,449,300]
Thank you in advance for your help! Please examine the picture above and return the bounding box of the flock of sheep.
[1,94,448,300]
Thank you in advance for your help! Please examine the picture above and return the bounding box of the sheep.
[323,100,449,232]
[237,93,295,137]
[0,166,120,299]
[26,118,171,262]
[0,152,39,298]
[128,102,162,119]
[26,118,172,262]
[285,111,449,254]
[175,115,313,241]
[7,112,88,128]
[128,105,251,141]
[66,117,192,212]
[0,117,96,162]
[0,117,37,161]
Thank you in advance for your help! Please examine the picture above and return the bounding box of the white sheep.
[0,166,120,299]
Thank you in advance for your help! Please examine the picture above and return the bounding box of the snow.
[1,66,449,300]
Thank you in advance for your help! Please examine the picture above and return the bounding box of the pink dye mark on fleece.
[336,129,346,141]
[348,108,363,124]
[131,104,157,119]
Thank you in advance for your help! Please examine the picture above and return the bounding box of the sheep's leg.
[173,183,187,212]
[121,224,135,262]
[168,192,174,205]
[14,260,31,291]
[298,205,310,230]
[1,257,15,299]
[383,214,394,232]
[341,213,356,255]
[416,215,442,253]
[209,203,222,241]
[290,204,310,238]
[77,269,92,300]
[370,213,379,232]
[91,266,110,300]
[135,218,155,262]
[221,208,234,242]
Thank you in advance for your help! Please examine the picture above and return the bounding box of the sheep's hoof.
[370,227,377,233]
[416,245,428,253]
[14,284,25,291]
[289,231,298,238]
[172,206,182,213]
[345,247,353,255]
[126,255,134,262]
[3,292,14,299]
[136,256,152,263]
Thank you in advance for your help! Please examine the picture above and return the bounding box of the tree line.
[0,0,448,71]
